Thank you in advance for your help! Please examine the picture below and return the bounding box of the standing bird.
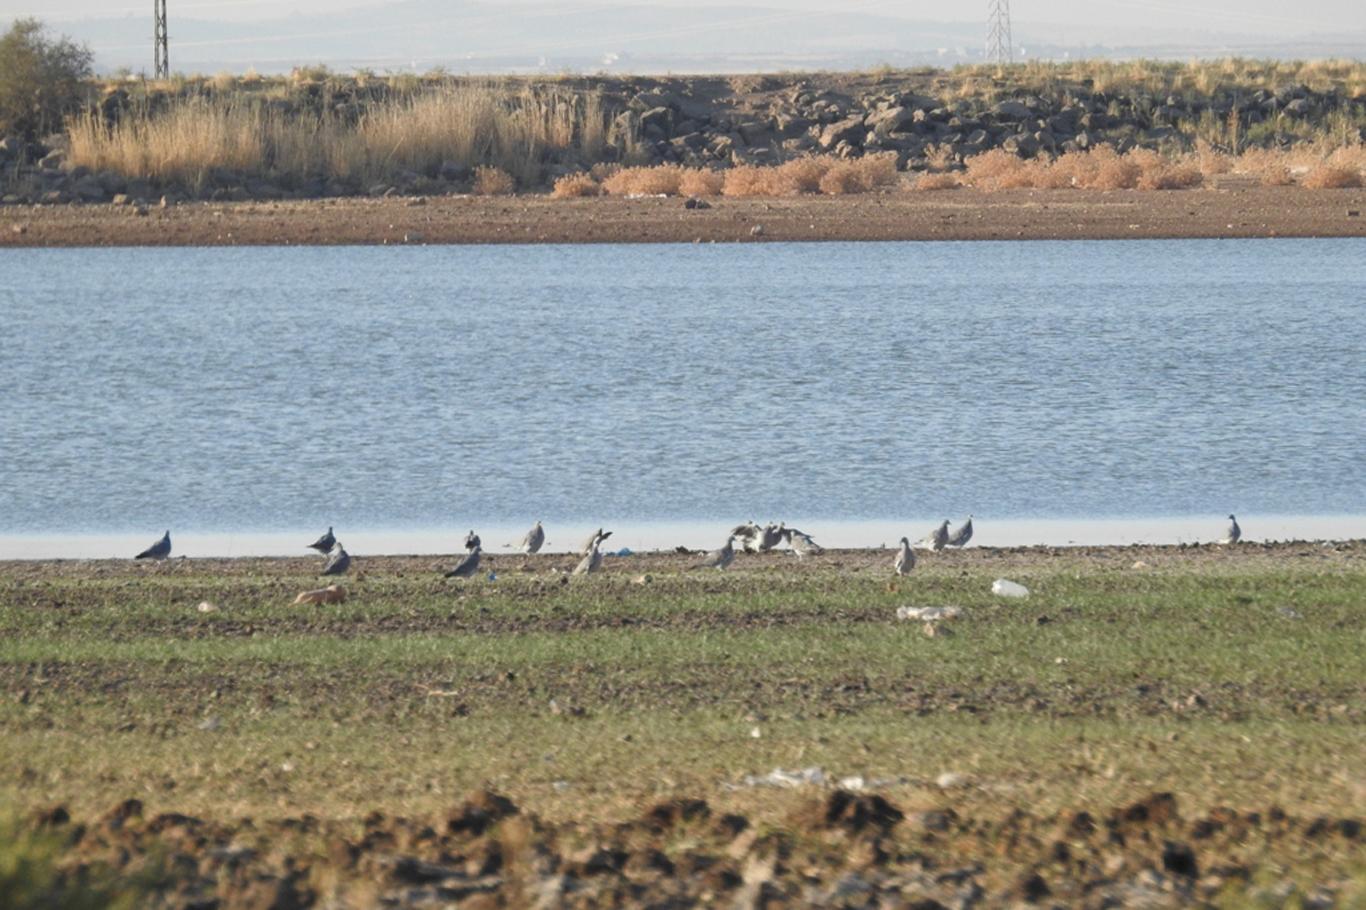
[445,545,481,579]
[581,528,612,555]
[730,522,762,553]
[519,521,546,555]
[757,522,785,552]
[947,516,973,548]
[573,539,603,576]
[135,530,171,561]
[894,537,915,576]
[307,526,336,553]
[463,530,481,552]
[917,521,950,551]
[697,537,736,570]
[321,543,351,576]
[783,527,824,558]
[1220,514,1241,545]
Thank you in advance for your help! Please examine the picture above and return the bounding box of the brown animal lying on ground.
[292,585,347,605]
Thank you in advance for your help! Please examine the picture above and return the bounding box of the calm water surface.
[1,239,1363,555]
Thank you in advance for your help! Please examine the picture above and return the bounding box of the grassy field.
[1,542,1363,906]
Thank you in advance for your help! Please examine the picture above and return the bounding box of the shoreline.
[4,186,1366,247]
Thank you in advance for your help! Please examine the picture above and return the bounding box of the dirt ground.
[3,185,1365,247]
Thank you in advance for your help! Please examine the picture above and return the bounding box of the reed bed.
[65,83,621,190]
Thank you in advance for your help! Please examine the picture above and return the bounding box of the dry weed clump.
[473,166,515,195]
[601,164,684,196]
[1236,147,1295,186]
[914,172,961,190]
[678,168,724,196]
[551,172,600,198]
[722,165,778,197]
[773,156,834,194]
[817,153,900,195]
[1301,164,1363,188]
[963,149,1037,190]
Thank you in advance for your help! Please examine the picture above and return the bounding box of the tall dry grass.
[65,83,624,190]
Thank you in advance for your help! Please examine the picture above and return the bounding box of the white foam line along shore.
[0,516,1362,561]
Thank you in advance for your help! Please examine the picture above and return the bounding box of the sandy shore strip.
[3,186,1366,247]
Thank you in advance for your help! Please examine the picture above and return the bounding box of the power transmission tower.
[154,0,169,78]
[986,0,1012,67]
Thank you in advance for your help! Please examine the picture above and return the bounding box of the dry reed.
[551,172,601,198]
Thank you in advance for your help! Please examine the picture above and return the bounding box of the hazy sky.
[7,0,1363,35]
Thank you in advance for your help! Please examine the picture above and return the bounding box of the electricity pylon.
[154,0,169,78]
[986,0,1012,67]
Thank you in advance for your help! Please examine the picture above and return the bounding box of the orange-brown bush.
[1128,149,1203,190]
[963,149,1038,190]
[473,165,515,195]
[551,172,600,198]
[1236,147,1295,186]
[601,164,684,196]
[1085,146,1143,190]
[914,172,961,190]
[1301,164,1363,188]
[678,167,724,196]
[773,156,834,194]
[722,164,778,197]
[818,153,900,195]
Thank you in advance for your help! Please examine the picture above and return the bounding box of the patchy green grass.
[0,545,1363,824]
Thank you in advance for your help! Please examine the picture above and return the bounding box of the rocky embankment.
[1,72,1363,204]
[19,790,1364,909]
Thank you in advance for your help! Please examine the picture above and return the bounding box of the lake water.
[1,239,1363,558]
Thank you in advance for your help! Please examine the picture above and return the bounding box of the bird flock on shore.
[130,514,1247,577]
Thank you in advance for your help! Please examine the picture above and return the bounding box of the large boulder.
[992,100,1033,120]
[819,115,866,149]
[72,175,107,202]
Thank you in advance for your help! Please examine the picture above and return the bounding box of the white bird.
[573,539,603,575]
[580,528,612,555]
[307,526,336,553]
[320,543,350,576]
[947,516,973,548]
[917,520,950,551]
[445,545,481,578]
[1220,514,1241,545]
[894,537,915,576]
[730,521,762,553]
[463,530,481,552]
[135,530,171,560]
[519,521,545,555]
[697,536,735,570]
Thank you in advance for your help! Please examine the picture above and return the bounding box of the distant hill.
[49,0,1366,74]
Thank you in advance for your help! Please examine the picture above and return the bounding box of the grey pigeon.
[1221,514,1241,545]
[308,526,336,553]
[135,530,171,560]
[697,537,736,570]
[757,522,785,552]
[573,540,603,575]
[520,521,545,555]
[894,537,915,576]
[581,528,612,555]
[917,520,950,551]
[947,516,973,548]
[445,545,481,578]
[463,530,481,552]
[321,543,350,576]
[730,522,762,553]
[783,527,824,558]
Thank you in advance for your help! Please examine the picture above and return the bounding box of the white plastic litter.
[991,579,1030,598]
[935,772,970,789]
[736,767,828,789]
[896,606,963,622]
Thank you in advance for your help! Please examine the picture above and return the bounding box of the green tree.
[0,18,94,140]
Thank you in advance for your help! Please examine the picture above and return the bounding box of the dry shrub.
[925,143,958,172]
[818,153,900,195]
[722,165,777,197]
[914,172,961,190]
[551,172,600,198]
[473,165,515,195]
[1237,148,1294,186]
[1195,139,1233,177]
[1301,164,1363,188]
[678,167,724,196]
[772,156,834,194]
[588,162,620,182]
[964,149,1036,189]
[1085,146,1142,190]
[1128,149,1203,190]
[601,164,684,196]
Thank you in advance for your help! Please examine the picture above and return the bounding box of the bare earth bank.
[4,186,1366,247]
